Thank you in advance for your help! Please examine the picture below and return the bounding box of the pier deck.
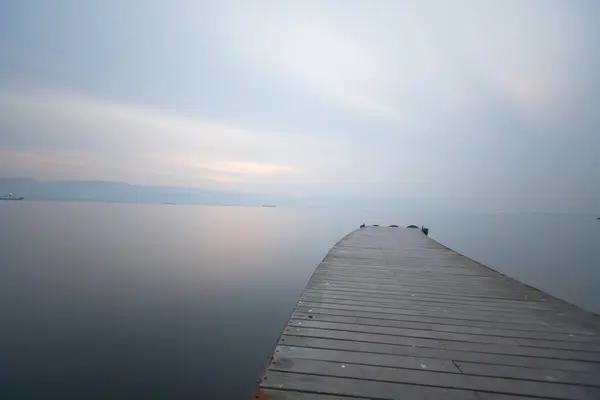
[255,227,600,399]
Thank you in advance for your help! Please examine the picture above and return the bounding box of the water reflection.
[0,202,598,399]
[0,202,354,399]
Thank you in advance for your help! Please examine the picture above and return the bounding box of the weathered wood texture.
[255,227,600,399]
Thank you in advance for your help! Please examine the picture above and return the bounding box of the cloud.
[197,161,299,175]
[0,86,316,189]
[1,1,598,201]
[215,4,408,120]
[1,84,425,195]
[210,0,592,129]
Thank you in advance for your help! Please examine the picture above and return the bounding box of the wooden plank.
[512,337,600,352]
[298,298,550,324]
[309,280,544,301]
[474,394,554,400]
[275,345,460,373]
[282,327,600,362]
[312,269,511,283]
[261,390,368,399]
[454,361,600,387]
[269,357,598,399]
[287,319,521,346]
[305,285,551,307]
[310,274,527,292]
[303,288,558,311]
[300,293,559,317]
[296,300,600,351]
[297,300,576,328]
[276,345,599,386]
[254,227,600,399]
[310,281,545,301]
[291,312,600,344]
[294,306,596,336]
[287,318,600,352]
[311,271,519,288]
[279,335,600,373]
[260,371,480,399]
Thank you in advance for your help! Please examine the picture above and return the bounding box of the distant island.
[4,177,589,214]
[0,178,264,206]
[0,178,293,207]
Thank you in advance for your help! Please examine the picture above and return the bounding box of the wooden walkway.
[255,227,600,399]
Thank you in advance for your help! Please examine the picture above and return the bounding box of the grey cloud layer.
[1,0,598,199]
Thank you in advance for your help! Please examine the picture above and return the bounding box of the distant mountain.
[0,178,447,212]
[0,178,273,206]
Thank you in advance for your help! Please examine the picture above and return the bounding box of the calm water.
[1,202,599,399]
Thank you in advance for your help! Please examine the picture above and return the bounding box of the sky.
[1,0,599,201]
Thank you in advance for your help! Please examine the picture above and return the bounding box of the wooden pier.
[254,227,600,399]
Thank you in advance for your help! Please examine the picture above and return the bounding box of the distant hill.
[0,178,270,206]
[0,178,460,212]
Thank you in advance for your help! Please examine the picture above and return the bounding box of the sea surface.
[1,201,599,399]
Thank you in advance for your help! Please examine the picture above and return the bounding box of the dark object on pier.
[407,224,428,235]
[373,224,379,227]
[389,225,399,228]
[359,223,366,228]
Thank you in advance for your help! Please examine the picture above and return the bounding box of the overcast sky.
[1,0,599,199]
